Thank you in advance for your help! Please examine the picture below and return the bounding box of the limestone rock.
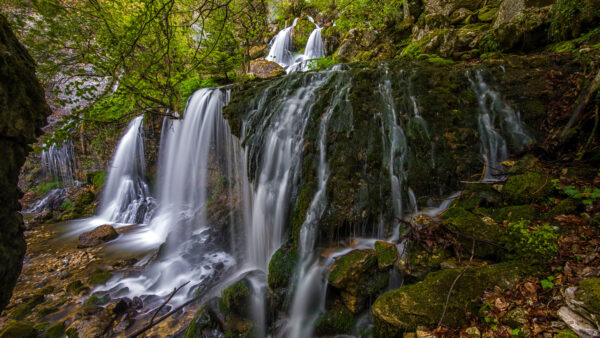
[0,14,52,312]
[372,263,531,337]
[248,58,285,79]
[78,225,118,248]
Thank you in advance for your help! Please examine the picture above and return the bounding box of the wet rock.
[0,14,52,312]
[247,58,285,79]
[185,306,223,337]
[314,304,356,335]
[374,241,398,270]
[66,310,112,338]
[78,225,118,248]
[219,280,251,318]
[0,321,37,338]
[268,245,298,291]
[372,262,532,336]
[328,249,377,289]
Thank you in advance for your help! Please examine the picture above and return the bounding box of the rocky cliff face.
[0,14,51,311]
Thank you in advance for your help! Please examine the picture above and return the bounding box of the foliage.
[60,199,74,213]
[549,0,584,41]
[307,56,338,70]
[480,33,500,52]
[501,220,559,263]
[552,178,600,206]
[179,78,220,104]
[34,181,60,195]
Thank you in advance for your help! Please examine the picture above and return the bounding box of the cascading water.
[41,140,77,184]
[267,17,325,73]
[97,89,246,308]
[469,70,533,181]
[284,71,352,338]
[97,115,156,224]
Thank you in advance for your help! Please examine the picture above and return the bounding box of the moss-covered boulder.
[404,244,451,281]
[493,205,538,222]
[0,321,37,338]
[44,322,65,338]
[219,280,251,318]
[507,154,544,174]
[314,304,356,336]
[372,262,534,337]
[184,306,222,338]
[443,207,504,259]
[328,249,377,289]
[374,241,398,270]
[291,16,315,52]
[502,172,553,205]
[576,278,600,316]
[268,245,298,291]
[550,198,580,218]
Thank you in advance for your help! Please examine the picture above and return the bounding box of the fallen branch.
[129,283,206,338]
[562,68,600,140]
[437,239,475,328]
[150,281,190,325]
[441,225,507,250]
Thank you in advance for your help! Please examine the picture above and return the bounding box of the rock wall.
[0,14,51,311]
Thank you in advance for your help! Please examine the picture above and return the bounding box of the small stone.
[416,326,435,338]
[504,307,528,328]
[465,326,481,337]
[78,225,118,248]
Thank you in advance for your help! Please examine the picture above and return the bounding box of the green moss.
[290,179,317,245]
[268,246,298,291]
[0,321,37,338]
[372,262,535,337]
[502,172,553,205]
[88,269,112,285]
[65,280,85,295]
[44,322,65,338]
[555,329,578,338]
[550,197,580,217]
[314,306,356,335]
[477,6,499,22]
[83,293,109,307]
[219,281,250,317]
[507,154,544,174]
[328,249,377,288]
[407,244,451,281]
[185,307,219,338]
[65,327,78,338]
[374,241,398,270]
[493,205,539,222]
[89,171,107,191]
[13,294,44,320]
[500,220,558,263]
[34,181,61,196]
[576,278,600,314]
[443,208,503,259]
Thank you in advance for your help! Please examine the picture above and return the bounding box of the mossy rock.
[576,278,600,315]
[550,197,580,218]
[13,294,44,320]
[184,306,221,338]
[291,17,315,52]
[443,208,504,259]
[44,322,65,338]
[0,321,37,338]
[328,249,377,290]
[507,154,544,175]
[268,245,298,291]
[219,280,250,318]
[84,293,109,307]
[88,269,112,285]
[502,172,553,205]
[374,241,398,270]
[478,6,499,22]
[493,205,538,222]
[372,262,534,337]
[65,280,87,295]
[555,329,579,338]
[314,305,356,336]
[405,244,451,281]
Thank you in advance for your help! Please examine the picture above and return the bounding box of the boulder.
[372,263,532,337]
[374,241,398,270]
[502,172,553,205]
[0,321,37,338]
[249,45,266,59]
[492,0,553,51]
[247,58,285,79]
[443,207,504,259]
[423,0,482,17]
[78,225,118,248]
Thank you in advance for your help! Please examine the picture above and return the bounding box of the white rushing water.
[469,70,533,181]
[284,72,351,338]
[267,17,325,73]
[97,115,157,225]
[41,140,77,184]
[96,89,246,305]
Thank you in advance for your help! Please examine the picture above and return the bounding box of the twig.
[129,284,207,338]
[149,281,190,325]
[437,240,475,328]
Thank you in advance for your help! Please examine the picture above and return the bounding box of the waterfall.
[97,115,156,225]
[266,18,298,68]
[468,70,533,181]
[285,72,352,338]
[41,140,77,184]
[267,17,325,73]
[96,88,246,305]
